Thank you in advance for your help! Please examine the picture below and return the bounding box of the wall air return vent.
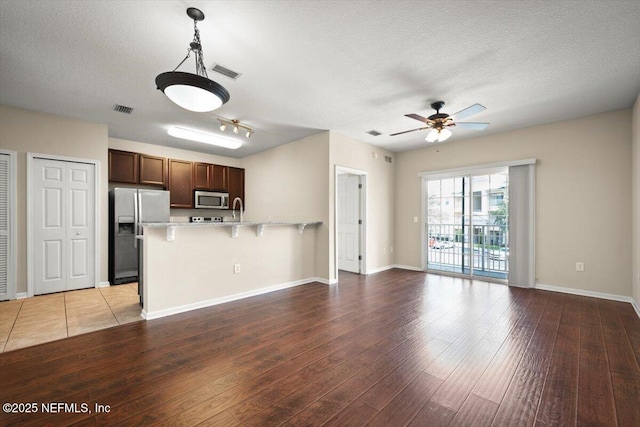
[211,64,241,80]
[384,156,392,163]
[114,104,133,114]
[366,130,382,136]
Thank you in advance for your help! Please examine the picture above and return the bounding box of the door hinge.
[358,184,362,189]
[358,255,362,260]
[358,219,362,225]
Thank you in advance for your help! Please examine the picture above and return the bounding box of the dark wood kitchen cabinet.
[228,167,245,210]
[108,149,138,184]
[211,164,228,191]
[192,163,228,191]
[193,162,211,190]
[139,154,166,186]
[168,159,193,208]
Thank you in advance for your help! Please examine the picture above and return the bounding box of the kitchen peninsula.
[139,220,322,319]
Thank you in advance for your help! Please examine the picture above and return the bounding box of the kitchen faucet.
[232,197,243,223]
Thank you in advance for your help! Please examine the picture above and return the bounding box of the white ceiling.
[1,1,639,158]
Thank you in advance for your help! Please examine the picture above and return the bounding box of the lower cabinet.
[168,159,193,208]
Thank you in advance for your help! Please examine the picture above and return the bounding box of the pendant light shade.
[156,8,230,112]
[156,72,230,112]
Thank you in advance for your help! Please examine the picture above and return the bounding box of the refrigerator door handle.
[133,192,139,248]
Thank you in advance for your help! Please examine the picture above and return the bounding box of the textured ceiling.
[1,0,639,157]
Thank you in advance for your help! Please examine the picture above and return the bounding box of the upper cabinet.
[168,159,193,208]
[211,164,229,192]
[193,162,211,190]
[108,150,138,184]
[139,154,166,186]
[193,163,228,191]
[108,149,166,186]
[228,167,245,210]
[109,149,243,209]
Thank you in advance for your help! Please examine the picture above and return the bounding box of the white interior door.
[338,173,360,273]
[32,158,95,295]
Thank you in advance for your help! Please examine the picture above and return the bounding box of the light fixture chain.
[172,49,192,72]
[192,20,208,79]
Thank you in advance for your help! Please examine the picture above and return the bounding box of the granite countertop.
[140,220,322,228]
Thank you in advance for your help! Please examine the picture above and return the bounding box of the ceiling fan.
[390,101,489,143]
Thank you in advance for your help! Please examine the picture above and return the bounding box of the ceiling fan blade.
[390,126,429,136]
[452,104,486,120]
[454,122,489,130]
[405,113,431,123]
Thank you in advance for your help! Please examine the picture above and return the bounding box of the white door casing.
[30,156,96,295]
[338,173,361,273]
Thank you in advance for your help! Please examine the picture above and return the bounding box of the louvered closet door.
[0,154,10,300]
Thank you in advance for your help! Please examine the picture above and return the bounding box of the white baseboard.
[16,292,28,299]
[632,298,640,319]
[392,264,423,272]
[365,264,424,275]
[366,265,395,275]
[314,277,338,285]
[535,283,633,303]
[97,281,110,288]
[142,277,320,320]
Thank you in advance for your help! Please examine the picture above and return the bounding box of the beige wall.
[632,94,640,306]
[0,106,109,292]
[242,132,330,281]
[395,109,633,297]
[143,225,317,317]
[329,132,396,277]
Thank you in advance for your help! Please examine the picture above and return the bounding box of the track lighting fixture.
[217,118,252,139]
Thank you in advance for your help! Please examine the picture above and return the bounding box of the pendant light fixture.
[156,7,230,112]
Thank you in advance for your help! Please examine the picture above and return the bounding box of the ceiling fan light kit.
[391,101,489,144]
[156,7,230,112]
[426,128,452,143]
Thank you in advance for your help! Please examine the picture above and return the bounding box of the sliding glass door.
[425,170,508,280]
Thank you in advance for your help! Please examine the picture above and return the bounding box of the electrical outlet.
[576,262,584,272]
[390,246,394,253]
[413,216,418,223]
[383,247,386,254]
[234,263,241,274]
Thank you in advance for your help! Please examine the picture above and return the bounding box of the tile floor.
[0,283,142,352]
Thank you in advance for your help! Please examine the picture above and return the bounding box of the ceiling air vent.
[211,64,241,80]
[366,130,382,136]
[384,156,393,163]
[114,104,133,114]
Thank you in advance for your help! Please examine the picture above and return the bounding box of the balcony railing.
[426,223,508,280]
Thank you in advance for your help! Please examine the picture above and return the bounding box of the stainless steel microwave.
[194,191,229,209]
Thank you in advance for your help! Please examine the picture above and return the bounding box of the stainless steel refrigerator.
[109,188,170,290]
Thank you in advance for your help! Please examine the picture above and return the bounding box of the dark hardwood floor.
[1,269,639,426]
